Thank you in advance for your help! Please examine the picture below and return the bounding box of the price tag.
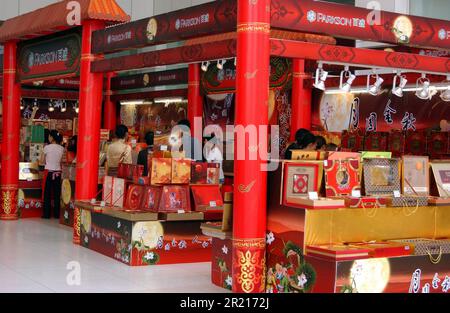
[27,178,33,182]
[131,139,137,144]
[324,160,328,167]
[351,190,361,198]
[177,210,186,214]
[308,192,319,200]
[90,198,97,205]
[210,201,217,208]
[393,190,401,198]
[161,145,168,151]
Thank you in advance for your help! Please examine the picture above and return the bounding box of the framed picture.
[324,159,361,197]
[431,163,450,197]
[363,158,401,196]
[282,161,323,206]
[402,156,429,196]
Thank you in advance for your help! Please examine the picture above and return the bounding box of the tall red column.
[104,72,117,130]
[74,20,105,244]
[290,59,312,141]
[1,42,21,220]
[232,0,270,293]
[188,63,203,142]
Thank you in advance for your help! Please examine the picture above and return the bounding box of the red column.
[290,59,312,140]
[1,42,21,220]
[74,20,105,244]
[104,72,117,130]
[232,0,270,293]
[188,63,203,142]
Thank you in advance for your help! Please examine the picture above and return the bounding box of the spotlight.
[33,98,39,109]
[440,76,450,102]
[48,100,55,112]
[74,101,79,114]
[217,59,226,70]
[367,73,384,96]
[392,73,408,98]
[61,100,67,113]
[340,66,356,93]
[415,74,436,100]
[313,63,328,91]
[20,99,24,110]
[234,57,237,67]
[201,61,210,72]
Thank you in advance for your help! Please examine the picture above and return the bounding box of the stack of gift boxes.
[100,156,225,216]
[340,130,449,158]
[282,150,450,261]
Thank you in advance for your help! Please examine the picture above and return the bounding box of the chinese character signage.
[111,69,188,91]
[312,91,448,132]
[18,30,81,83]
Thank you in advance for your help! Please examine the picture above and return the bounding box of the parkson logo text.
[307,10,366,28]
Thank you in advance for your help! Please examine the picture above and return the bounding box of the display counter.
[76,201,216,266]
[266,166,450,293]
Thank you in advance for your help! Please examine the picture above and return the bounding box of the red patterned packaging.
[159,185,191,213]
[141,186,162,212]
[124,184,145,211]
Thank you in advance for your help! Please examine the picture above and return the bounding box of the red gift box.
[349,242,414,258]
[141,186,162,212]
[324,159,361,197]
[364,132,389,152]
[159,185,191,213]
[207,163,221,185]
[388,131,405,157]
[405,131,426,155]
[124,184,145,211]
[306,244,371,261]
[172,159,191,184]
[341,130,364,152]
[427,132,449,158]
[191,162,208,184]
[191,185,224,211]
[343,196,388,208]
[151,158,172,185]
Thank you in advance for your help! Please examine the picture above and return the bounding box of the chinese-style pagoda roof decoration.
[0,0,130,43]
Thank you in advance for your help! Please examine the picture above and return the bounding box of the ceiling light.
[440,76,450,102]
[392,73,408,98]
[48,100,55,112]
[367,72,384,96]
[415,74,436,100]
[61,100,67,113]
[33,99,39,109]
[154,97,184,104]
[340,66,356,93]
[74,101,79,114]
[20,99,24,110]
[217,59,226,70]
[201,61,210,72]
[313,63,328,91]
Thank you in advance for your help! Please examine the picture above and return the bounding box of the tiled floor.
[0,219,226,293]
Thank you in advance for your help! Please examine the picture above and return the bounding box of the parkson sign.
[18,29,81,83]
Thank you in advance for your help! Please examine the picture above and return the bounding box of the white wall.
[0,0,212,21]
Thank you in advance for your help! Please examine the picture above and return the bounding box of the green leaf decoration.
[142,252,160,265]
[296,263,317,293]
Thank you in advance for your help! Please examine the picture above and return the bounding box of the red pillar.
[188,63,203,142]
[1,42,21,220]
[290,59,312,140]
[232,0,270,293]
[104,72,117,130]
[74,20,105,244]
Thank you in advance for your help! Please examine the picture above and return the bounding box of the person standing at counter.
[137,131,155,176]
[106,124,132,176]
[41,130,64,219]
[284,129,317,159]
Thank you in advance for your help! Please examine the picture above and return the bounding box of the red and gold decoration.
[290,59,311,135]
[188,64,204,143]
[232,238,266,294]
[324,159,361,197]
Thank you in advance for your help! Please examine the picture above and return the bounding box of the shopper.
[137,131,155,176]
[175,119,202,161]
[66,135,78,163]
[325,143,339,152]
[41,130,64,219]
[204,134,225,184]
[284,129,317,159]
[106,124,132,176]
[315,136,327,151]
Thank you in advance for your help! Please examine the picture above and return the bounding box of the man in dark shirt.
[137,131,154,176]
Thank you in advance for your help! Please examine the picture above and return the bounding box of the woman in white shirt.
[41,130,64,219]
[204,134,225,184]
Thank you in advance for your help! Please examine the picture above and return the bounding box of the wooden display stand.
[76,201,216,266]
